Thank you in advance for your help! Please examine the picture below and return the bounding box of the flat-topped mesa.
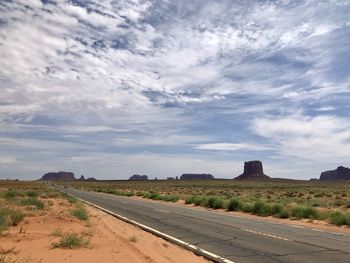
[234,160,270,180]
[180,174,214,180]
[320,166,350,181]
[129,174,148,181]
[40,171,75,181]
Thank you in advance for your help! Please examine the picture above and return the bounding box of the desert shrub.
[207,197,218,208]
[291,206,319,219]
[148,193,161,200]
[240,203,254,213]
[0,208,24,233]
[129,235,137,243]
[227,198,241,211]
[60,193,77,204]
[52,232,90,249]
[212,197,224,209]
[20,198,44,209]
[193,196,208,207]
[276,210,290,219]
[3,190,21,200]
[162,195,180,202]
[271,204,283,215]
[329,211,350,226]
[185,195,195,204]
[26,190,39,198]
[70,206,88,220]
[252,201,273,216]
[136,191,144,196]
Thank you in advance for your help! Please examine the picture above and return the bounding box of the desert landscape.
[0,181,209,263]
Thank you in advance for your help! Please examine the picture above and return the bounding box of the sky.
[1,0,350,180]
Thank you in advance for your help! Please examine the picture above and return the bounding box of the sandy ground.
[123,195,350,235]
[0,199,211,263]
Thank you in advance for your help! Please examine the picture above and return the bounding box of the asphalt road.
[61,187,350,263]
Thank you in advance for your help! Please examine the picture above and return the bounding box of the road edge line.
[75,197,235,263]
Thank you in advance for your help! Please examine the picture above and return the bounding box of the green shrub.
[52,232,90,249]
[60,193,77,204]
[0,208,24,232]
[162,195,180,202]
[148,193,161,200]
[329,211,350,226]
[3,190,21,200]
[240,203,254,213]
[26,190,39,198]
[20,198,44,209]
[271,204,283,215]
[194,196,208,206]
[252,201,273,216]
[70,206,88,220]
[276,210,290,219]
[291,206,319,219]
[185,195,195,204]
[227,198,241,211]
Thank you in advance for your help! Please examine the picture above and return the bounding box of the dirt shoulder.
[0,198,211,263]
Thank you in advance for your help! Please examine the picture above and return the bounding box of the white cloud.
[195,143,269,151]
[252,114,350,163]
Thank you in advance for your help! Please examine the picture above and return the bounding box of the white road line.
[289,225,304,229]
[154,208,170,214]
[241,228,291,241]
[312,228,325,232]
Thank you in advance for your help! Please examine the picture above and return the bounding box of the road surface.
[61,187,350,263]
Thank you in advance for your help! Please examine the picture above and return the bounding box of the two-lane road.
[61,187,350,263]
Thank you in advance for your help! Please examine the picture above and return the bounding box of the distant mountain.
[319,166,350,181]
[40,171,75,181]
[129,174,148,181]
[180,174,214,180]
[234,160,270,180]
[39,172,97,181]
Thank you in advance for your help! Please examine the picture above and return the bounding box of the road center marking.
[241,228,291,241]
[154,208,170,214]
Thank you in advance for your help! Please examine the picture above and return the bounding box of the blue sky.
[1,0,350,180]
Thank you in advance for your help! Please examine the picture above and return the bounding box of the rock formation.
[129,174,148,181]
[40,172,97,181]
[234,160,270,180]
[319,166,350,181]
[40,171,75,181]
[180,174,214,180]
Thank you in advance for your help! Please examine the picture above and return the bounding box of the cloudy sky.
[1,0,350,180]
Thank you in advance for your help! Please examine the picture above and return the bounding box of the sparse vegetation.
[51,232,90,249]
[66,180,350,227]
[70,205,88,221]
[20,198,44,210]
[129,235,137,243]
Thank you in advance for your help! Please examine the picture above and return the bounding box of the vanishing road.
[61,187,350,263]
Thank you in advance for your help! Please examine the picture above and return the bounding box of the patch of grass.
[0,208,25,233]
[252,201,273,216]
[291,206,319,219]
[227,198,241,211]
[70,206,88,221]
[2,190,22,200]
[129,235,137,243]
[26,191,39,198]
[51,232,90,249]
[60,193,77,204]
[329,211,350,226]
[20,198,44,210]
[52,228,63,237]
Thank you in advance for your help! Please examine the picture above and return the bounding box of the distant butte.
[39,172,97,181]
[319,166,350,181]
[234,160,270,180]
[180,174,214,180]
